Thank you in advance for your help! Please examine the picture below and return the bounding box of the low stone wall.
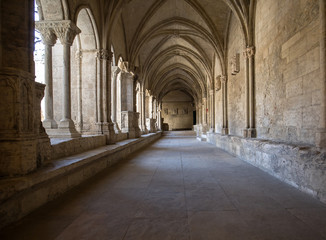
[0,132,162,229]
[207,133,326,204]
[50,135,107,160]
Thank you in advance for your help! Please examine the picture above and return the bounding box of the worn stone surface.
[0,132,161,229]
[227,14,246,137]
[1,132,326,239]
[207,133,326,204]
[255,0,320,145]
[162,90,194,130]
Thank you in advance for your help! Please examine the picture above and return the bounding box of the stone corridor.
[1,131,326,240]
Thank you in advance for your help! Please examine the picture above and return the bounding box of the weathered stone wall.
[227,14,246,137]
[162,102,193,130]
[162,90,194,130]
[207,133,326,204]
[255,0,320,145]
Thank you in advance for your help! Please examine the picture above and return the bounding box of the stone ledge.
[0,132,162,229]
[50,135,107,160]
[206,133,326,204]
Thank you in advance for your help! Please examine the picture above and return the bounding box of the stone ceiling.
[120,0,233,102]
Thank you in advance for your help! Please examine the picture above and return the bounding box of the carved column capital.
[209,89,214,96]
[100,49,113,61]
[35,21,57,46]
[52,20,81,46]
[243,46,255,59]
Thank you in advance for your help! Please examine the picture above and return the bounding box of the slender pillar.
[35,23,57,129]
[209,89,214,132]
[111,66,121,133]
[95,50,102,134]
[140,90,148,133]
[75,50,83,132]
[53,20,81,138]
[221,75,228,135]
[100,50,115,143]
[157,102,162,130]
[244,46,256,138]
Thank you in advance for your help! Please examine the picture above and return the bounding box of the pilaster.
[221,75,228,135]
[243,46,256,138]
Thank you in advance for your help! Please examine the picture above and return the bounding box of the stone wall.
[162,90,194,130]
[255,0,320,145]
[162,102,194,130]
[207,133,326,204]
[227,14,246,137]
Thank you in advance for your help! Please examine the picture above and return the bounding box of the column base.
[146,118,157,133]
[47,119,81,138]
[243,129,248,138]
[102,122,116,144]
[222,128,228,135]
[0,138,37,177]
[42,119,58,129]
[121,111,141,139]
[243,128,256,138]
[113,122,121,134]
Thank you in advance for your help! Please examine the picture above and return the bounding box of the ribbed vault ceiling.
[119,0,233,102]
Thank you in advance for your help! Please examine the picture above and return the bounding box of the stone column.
[111,66,121,133]
[101,50,116,143]
[196,101,202,137]
[0,0,42,176]
[119,63,140,138]
[209,89,215,132]
[157,102,162,131]
[221,75,228,135]
[53,20,81,138]
[244,46,256,138]
[153,97,158,131]
[95,50,103,134]
[75,50,83,132]
[140,90,148,133]
[317,0,326,148]
[202,97,208,132]
[35,22,57,129]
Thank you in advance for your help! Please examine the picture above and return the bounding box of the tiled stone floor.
[1,131,326,240]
